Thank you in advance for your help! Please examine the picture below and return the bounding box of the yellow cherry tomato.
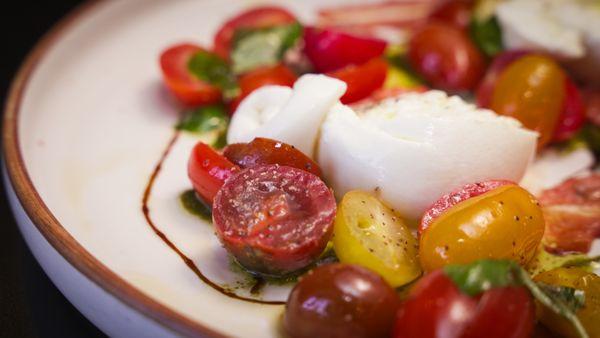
[534,267,600,338]
[333,191,421,287]
[490,55,565,148]
[419,185,545,271]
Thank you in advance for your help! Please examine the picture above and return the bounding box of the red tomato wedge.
[553,78,586,142]
[188,142,238,205]
[539,174,600,253]
[303,27,387,73]
[213,6,297,59]
[160,44,222,106]
[229,64,297,115]
[419,180,513,235]
[328,58,388,104]
[212,165,336,276]
[223,138,322,177]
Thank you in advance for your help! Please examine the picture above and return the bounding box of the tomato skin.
[489,55,565,148]
[408,22,485,91]
[430,0,473,30]
[476,50,530,108]
[303,27,387,73]
[419,184,545,271]
[160,44,222,106]
[187,142,238,205]
[213,6,296,58]
[328,58,388,104]
[553,78,586,142]
[223,137,321,177]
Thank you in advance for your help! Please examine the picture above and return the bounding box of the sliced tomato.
[303,27,387,73]
[213,6,297,59]
[159,44,222,107]
[553,78,586,142]
[212,165,336,276]
[429,0,473,30]
[419,180,513,235]
[223,138,321,177]
[328,58,388,104]
[188,142,238,205]
[539,174,600,253]
[476,50,530,108]
[229,64,297,114]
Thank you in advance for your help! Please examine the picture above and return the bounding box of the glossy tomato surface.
[430,0,473,29]
[160,44,222,106]
[329,58,388,104]
[213,6,297,58]
[187,142,237,205]
[489,55,565,148]
[553,78,586,142]
[408,21,485,91]
[284,263,400,338]
[419,184,545,271]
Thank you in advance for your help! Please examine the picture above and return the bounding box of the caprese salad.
[157,0,600,337]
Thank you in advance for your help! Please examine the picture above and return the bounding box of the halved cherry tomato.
[328,58,388,104]
[188,142,237,205]
[303,27,387,73]
[223,138,321,177]
[213,6,297,59]
[489,55,565,148]
[553,78,586,142]
[408,21,485,91]
[476,50,530,108]
[160,44,222,106]
[419,183,545,271]
[394,270,535,338]
[229,64,297,114]
[213,165,336,276]
[430,0,473,30]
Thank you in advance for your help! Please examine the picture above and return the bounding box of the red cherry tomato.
[212,165,336,275]
[408,22,485,91]
[223,138,322,177]
[393,271,535,338]
[328,58,388,104]
[159,44,222,106]
[553,78,586,142]
[303,27,387,73]
[229,64,297,114]
[420,180,513,235]
[188,142,238,205]
[430,0,473,29]
[476,50,530,108]
[213,6,297,59]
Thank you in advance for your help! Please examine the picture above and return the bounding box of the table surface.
[1,2,105,337]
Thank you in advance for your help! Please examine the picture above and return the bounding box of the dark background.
[1,1,105,337]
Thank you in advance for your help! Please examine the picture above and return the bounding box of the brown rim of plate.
[2,1,229,337]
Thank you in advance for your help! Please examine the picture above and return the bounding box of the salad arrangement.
[156,0,600,337]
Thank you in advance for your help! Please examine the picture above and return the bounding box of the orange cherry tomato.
[489,55,565,148]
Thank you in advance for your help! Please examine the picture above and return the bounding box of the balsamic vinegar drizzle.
[141,131,284,305]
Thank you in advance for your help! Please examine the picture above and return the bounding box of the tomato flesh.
[303,27,387,73]
[187,142,237,205]
[328,58,388,104]
[160,44,223,107]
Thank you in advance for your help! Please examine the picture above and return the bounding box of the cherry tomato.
[394,270,535,338]
[328,58,388,104]
[489,55,565,148]
[430,0,473,30]
[419,184,545,271]
[159,44,222,106]
[408,22,485,91]
[333,191,421,287]
[476,50,530,108]
[223,138,321,177]
[534,267,600,338]
[188,142,237,205]
[212,165,335,276]
[303,27,387,73]
[213,6,297,59]
[284,263,400,338]
[553,78,586,142]
[229,64,297,114]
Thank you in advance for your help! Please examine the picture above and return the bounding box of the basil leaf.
[538,283,586,313]
[470,16,503,57]
[444,259,518,296]
[187,51,239,99]
[231,22,302,74]
[176,105,229,149]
